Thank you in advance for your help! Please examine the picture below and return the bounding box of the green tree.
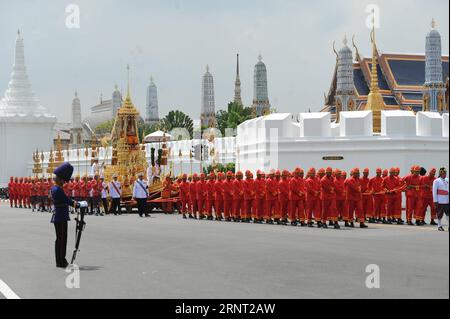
[94,119,115,135]
[159,110,194,139]
[216,102,253,136]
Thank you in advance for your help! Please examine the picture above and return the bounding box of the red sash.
[437,189,449,196]
[111,182,121,196]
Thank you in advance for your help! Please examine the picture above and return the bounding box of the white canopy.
[144,130,172,143]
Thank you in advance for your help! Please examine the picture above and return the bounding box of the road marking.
[0,279,21,299]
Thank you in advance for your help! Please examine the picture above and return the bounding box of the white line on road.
[0,279,21,299]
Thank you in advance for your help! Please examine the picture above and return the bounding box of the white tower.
[112,84,122,117]
[0,30,56,186]
[335,36,356,122]
[70,91,83,148]
[252,55,270,117]
[201,65,216,128]
[145,77,159,125]
[234,54,243,106]
[423,19,447,112]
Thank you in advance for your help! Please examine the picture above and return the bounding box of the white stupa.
[0,30,56,186]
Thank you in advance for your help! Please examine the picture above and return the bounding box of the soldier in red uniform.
[321,167,339,229]
[180,174,191,219]
[306,168,321,227]
[289,168,306,226]
[223,171,234,222]
[243,171,255,223]
[13,177,19,207]
[361,168,374,223]
[17,177,24,208]
[27,178,32,209]
[277,170,291,225]
[80,175,89,210]
[30,177,39,212]
[8,177,15,208]
[188,174,198,219]
[382,168,403,224]
[264,170,278,224]
[72,175,81,214]
[197,173,207,220]
[205,172,216,220]
[370,168,387,223]
[232,171,244,222]
[420,168,437,225]
[214,172,225,221]
[381,169,389,219]
[254,171,266,224]
[39,177,49,212]
[345,168,368,228]
[334,169,347,223]
[395,167,405,223]
[404,166,423,225]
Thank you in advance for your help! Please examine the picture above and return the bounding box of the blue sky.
[0,0,448,123]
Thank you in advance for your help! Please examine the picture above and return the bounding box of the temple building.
[201,65,216,128]
[252,55,270,117]
[145,76,159,125]
[0,30,56,186]
[83,85,123,131]
[323,21,449,121]
[234,54,243,106]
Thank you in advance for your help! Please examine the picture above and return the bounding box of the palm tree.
[159,110,194,138]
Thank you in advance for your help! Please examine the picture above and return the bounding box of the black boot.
[430,220,437,226]
[345,221,350,227]
[360,223,368,228]
[322,222,328,229]
[350,222,355,228]
[334,222,340,229]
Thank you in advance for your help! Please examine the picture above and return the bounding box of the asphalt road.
[0,203,448,299]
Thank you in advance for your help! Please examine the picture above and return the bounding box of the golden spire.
[126,64,131,101]
[365,9,385,134]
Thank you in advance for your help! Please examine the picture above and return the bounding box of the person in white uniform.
[433,167,449,232]
[133,172,149,217]
[109,174,122,215]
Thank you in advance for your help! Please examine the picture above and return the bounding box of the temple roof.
[323,51,449,115]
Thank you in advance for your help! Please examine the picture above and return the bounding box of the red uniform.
[289,175,306,222]
[189,180,198,216]
[214,178,224,219]
[232,177,244,219]
[179,180,191,215]
[420,174,436,221]
[278,174,290,221]
[243,176,256,220]
[361,176,373,219]
[382,175,401,219]
[321,175,337,222]
[306,176,321,222]
[63,182,71,197]
[73,179,81,199]
[265,176,278,220]
[345,176,364,223]
[196,178,207,217]
[223,177,234,219]
[254,175,266,220]
[334,175,347,220]
[205,176,216,217]
[8,178,16,207]
[403,173,422,222]
[369,175,385,219]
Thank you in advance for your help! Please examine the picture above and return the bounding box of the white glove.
[79,201,89,208]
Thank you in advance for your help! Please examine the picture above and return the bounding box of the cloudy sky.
[0,0,448,123]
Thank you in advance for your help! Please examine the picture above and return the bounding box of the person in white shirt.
[90,159,99,177]
[109,174,122,215]
[133,172,149,217]
[433,167,449,231]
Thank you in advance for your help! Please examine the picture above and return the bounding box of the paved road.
[0,203,448,299]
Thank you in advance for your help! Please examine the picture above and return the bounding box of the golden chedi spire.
[365,10,385,133]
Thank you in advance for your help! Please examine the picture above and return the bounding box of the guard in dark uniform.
[51,163,82,268]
